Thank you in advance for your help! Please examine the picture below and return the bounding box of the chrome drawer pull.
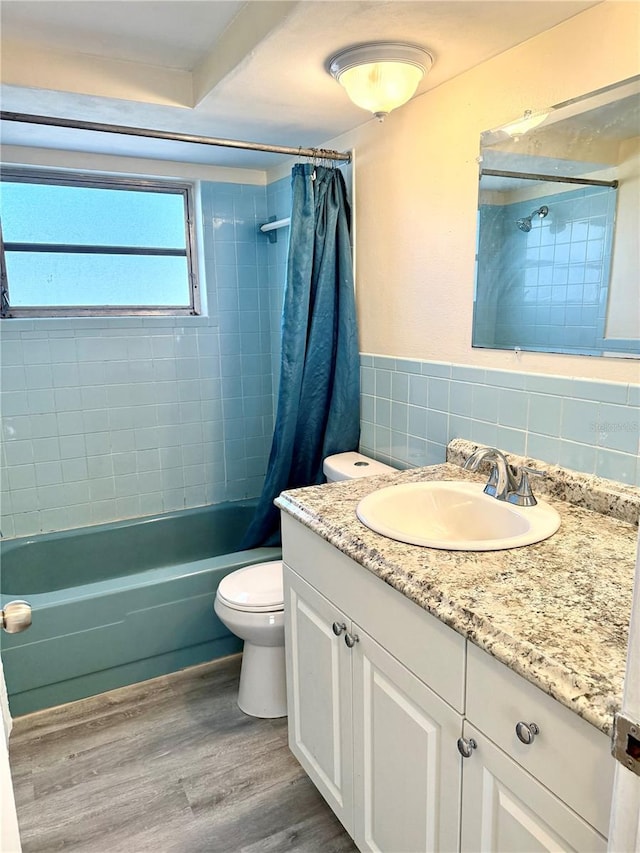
[457,737,477,758]
[516,721,540,745]
[332,622,347,636]
[344,632,359,648]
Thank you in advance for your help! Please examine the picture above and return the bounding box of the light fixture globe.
[328,43,433,120]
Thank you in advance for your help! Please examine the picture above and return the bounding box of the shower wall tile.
[359,354,640,486]
[1,179,289,539]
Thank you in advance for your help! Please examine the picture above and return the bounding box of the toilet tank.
[323,452,397,483]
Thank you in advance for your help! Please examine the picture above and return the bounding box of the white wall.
[316,0,640,382]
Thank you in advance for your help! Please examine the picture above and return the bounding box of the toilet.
[214,450,396,718]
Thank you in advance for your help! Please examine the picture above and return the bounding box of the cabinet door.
[283,566,354,834]
[460,723,607,853]
[352,624,463,853]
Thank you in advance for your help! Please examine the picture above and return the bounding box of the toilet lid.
[217,560,284,612]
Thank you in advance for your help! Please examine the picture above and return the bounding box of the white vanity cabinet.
[459,723,607,852]
[281,514,615,853]
[283,515,465,853]
[460,642,612,852]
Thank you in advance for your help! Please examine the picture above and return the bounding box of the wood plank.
[9,654,357,852]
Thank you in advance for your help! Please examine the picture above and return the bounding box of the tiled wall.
[474,186,617,354]
[360,355,640,486]
[0,180,291,539]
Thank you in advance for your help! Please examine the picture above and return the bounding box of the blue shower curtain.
[241,163,361,548]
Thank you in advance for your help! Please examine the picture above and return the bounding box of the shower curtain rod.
[0,111,352,163]
[482,168,618,189]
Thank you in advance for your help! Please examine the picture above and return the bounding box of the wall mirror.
[472,75,639,358]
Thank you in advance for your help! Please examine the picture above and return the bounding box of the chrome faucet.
[463,446,545,506]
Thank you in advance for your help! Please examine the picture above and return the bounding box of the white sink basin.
[356,481,561,551]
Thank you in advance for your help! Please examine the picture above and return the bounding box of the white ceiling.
[0,0,601,170]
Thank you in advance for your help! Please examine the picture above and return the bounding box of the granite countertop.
[275,444,639,736]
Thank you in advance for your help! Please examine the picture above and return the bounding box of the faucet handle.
[509,465,547,506]
[483,463,499,497]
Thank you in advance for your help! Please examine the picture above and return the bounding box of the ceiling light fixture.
[328,42,433,121]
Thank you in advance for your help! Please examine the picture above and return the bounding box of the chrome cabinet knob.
[344,632,359,648]
[457,737,477,758]
[1,600,32,634]
[332,622,347,636]
[515,721,540,745]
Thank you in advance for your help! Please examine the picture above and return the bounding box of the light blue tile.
[449,415,473,441]
[389,431,409,465]
[595,448,637,485]
[25,365,53,390]
[451,365,484,383]
[57,411,85,436]
[496,426,526,455]
[526,433,560,465]
[596,404,640,453]
[32,438,61,463]
[1,365,26,392]
[376,398,391,428]
[570,379,628,404]
[471,419,498,447]
[558,440,597,474]
[85,433,111,456]
[426,441,447,465]
[498,389,529,429]
[375,370,392,399]
[408,374,428,407]
[35,461,63,487]
[421,361,451,378]
[471,385,500,423]
[449,381,473,417]
[59,435,86,460]
[525,374,577,397]
[8,464,37,491]
[391,402,408,433]
[527,393,562,436]
[560,397,600,444]
[10,488,38,514]
[408,404,427,438]
[360,354,374,367]
[1,392,29,416]
[396,359,422,374]
[407,436,428,467]
[628,385,640,406]
[427,409,449,445]
[373,425,391,456]
[373,356,395,371]
[361,366,375,395]
[359,422,374,453]
[486,369,527,390]
[22,339,51,365]
[391,372,409,403]
[428,377,449,412]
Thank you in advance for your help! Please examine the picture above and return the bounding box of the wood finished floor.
[9,655,358,853]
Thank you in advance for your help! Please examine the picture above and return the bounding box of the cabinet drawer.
[282,514,466,712]
[466,642,613,836]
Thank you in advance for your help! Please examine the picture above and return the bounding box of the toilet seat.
[216,560,284,613]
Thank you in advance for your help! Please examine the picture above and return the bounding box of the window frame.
[0,168,200,318]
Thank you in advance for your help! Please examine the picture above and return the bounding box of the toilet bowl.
[214,451,396,718]
[214,560,285,718]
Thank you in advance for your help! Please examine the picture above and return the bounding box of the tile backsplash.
[359,355,640,486]
[0,179,290,539]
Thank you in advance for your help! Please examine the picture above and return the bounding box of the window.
[0,169,199,317]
